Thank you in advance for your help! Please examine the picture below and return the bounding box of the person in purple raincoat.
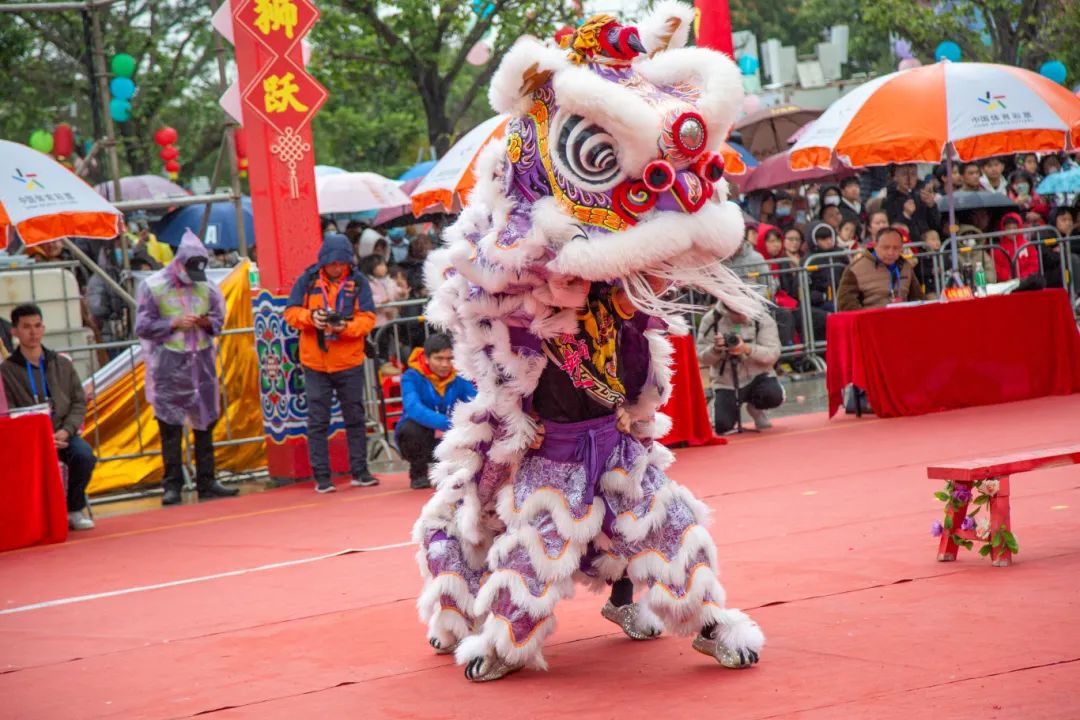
[135,229,239,506]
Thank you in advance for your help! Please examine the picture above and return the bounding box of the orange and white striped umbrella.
[411,115,749,217]
[790,62,1080,170]
[411,115,511,216]
[1,139,122,247]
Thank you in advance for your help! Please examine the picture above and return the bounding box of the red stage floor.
[2,396,1079,719]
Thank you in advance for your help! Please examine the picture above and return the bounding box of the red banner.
[230,0,325,295]
[694,0,733,57]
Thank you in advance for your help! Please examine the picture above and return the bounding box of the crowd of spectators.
[725,153,1080,357]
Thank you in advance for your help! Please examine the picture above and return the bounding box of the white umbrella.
[411,115,511,216]
[315,172,411,214]
[1,139,122,247]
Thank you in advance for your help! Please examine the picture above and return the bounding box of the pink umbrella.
[372,178,424,226]
[735,148,856,193]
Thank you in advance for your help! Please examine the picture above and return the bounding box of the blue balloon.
[110,76,136,100]
[738,55,759,76]
[470,0,494,19]
[934,41,962,63]
[109,98,131,122]
[1040,60,1067,85]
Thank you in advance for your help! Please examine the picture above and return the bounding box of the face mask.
[806,193,820,207]
[1015,183,1029,194]
[775,206,792,217]
[824,196,840,206]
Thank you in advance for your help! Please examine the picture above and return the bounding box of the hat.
[184,255,208,281]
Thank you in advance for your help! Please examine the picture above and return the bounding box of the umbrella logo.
[978,91,1006,111]
[11,168,44,190]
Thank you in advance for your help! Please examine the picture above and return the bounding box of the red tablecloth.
[0,414,68,552]
[826,289,1080,418]
[660,333,725,447]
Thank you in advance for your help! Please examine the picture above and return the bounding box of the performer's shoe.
[162,487,183,506]
[691,631,760,669]
[600,601,661,641]
[428,636,459,656]
[464,653,524,682]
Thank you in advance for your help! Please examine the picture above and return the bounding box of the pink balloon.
[898,57,922,71]
[466,41,491,66]
[742,94,762,115]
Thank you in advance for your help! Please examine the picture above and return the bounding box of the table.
[826,289,1080,418]
[0,413,68,552]
[660,333,725,447]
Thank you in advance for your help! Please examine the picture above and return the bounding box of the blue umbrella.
[155,197,255,251]
[1036,167,1080,195]
[398,160,436,181]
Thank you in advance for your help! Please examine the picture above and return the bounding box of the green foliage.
[314,0,570,169]
[730,0,1079,80]
[0,1,224,183]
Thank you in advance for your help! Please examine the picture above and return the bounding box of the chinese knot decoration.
[233,0,327,199]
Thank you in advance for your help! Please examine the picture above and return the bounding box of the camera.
[722,332,741,350]
[323,311,345,326]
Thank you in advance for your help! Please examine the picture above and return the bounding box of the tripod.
[727,352,744,434]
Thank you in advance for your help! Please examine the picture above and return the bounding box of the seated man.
[1,304,96,530]
[696,302,784,434]
[396,334,476,489]
[836,227,924,311]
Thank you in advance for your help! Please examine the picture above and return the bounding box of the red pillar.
[694,0,734,57]
[228,0,337,481]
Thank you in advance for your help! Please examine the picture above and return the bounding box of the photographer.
[285,234,380,493]
[696,302,784,434]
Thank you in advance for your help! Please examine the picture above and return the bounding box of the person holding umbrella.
[135,229,238,506]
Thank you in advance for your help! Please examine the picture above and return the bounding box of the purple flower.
[931,520,944,537]
[952,486,972,504]
[961,516,976,531]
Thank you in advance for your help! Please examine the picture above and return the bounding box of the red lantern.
[234,126,247,160]
[52,123,74,158]
[164,159,181,173]
[154,126,178,146]
[159,146,180,161]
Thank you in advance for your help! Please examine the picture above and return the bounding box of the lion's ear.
[488,37,568,116]
[637,0,695,55]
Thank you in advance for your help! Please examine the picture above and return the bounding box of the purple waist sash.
[533,415,621,535]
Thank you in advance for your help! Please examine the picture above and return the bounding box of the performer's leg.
[416,526,487,655]
[603,437,764,668]
[458,449,606,681]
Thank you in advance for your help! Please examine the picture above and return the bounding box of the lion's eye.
[552,112,625,191]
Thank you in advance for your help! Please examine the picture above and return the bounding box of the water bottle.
[973,262,986,297]
[248,261,260,290]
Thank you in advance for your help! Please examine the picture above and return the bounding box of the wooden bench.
[928,444,1080,567]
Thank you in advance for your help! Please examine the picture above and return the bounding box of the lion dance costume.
[414,2,766,681]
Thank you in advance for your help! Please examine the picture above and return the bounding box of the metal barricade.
[366,303,433,460]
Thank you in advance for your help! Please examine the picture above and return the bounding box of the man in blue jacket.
[396,334,476,489]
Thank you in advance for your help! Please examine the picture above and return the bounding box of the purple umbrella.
[94,175,190,202]
[735,148,856,193]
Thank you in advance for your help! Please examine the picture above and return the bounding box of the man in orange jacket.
[285,234,381,492]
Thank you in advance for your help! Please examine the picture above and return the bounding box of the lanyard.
[26,356,48,404]
[318,275,349,315]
